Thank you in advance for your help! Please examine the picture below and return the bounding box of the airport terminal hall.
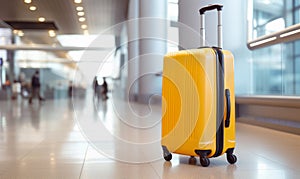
[1,0,300,178]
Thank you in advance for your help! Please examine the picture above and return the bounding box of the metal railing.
[247,23,300,50]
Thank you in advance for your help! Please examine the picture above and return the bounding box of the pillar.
[7,35,16,83]
[137,0,167,103]
[126,0,139,101]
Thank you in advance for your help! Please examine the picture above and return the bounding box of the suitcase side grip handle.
[199,4,223,15]
[225,89,231,128]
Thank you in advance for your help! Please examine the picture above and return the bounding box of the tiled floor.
[0,92,299,179]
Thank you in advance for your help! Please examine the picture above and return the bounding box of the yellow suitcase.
[161,4,237,167]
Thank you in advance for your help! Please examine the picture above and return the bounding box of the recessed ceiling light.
[24,0,32,4]
[77,11,85,16]
[38,17,45,22]
[79,17,86,22]
[83,30,89,35]
[29,6,37,11]
[263,0,271,4]
[74,0,82,3]
[18,30,24,37]
[48,30,56,37]
[81,24,87,29]
[76,6,84,11]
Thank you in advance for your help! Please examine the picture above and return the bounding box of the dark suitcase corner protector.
[162,145,171,156]
[225,148,235,155]
[195,150,212,157]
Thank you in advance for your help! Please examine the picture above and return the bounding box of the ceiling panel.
[4,21,58,30]
[0,0,129,62]
[83,0,129,34]
[0,0,129,35]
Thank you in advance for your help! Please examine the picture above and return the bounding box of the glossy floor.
[0,94,299,179]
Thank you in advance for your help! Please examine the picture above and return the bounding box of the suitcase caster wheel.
[227,154,237,164]
[164,153,172,161]
[189,156,197,165]
[200,157,210,167]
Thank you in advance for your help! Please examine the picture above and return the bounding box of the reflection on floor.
[0,93,300,178]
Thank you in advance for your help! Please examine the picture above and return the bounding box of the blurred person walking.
[29,70,45,104]
[101,77,108,100]
[68,81,73,98]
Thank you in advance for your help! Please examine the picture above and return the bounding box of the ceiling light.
[79,17,86,22]
[83,30,89,35]
[24,0,32,3]
[263,0,271,4]
[77,11,85,16]
[18,30,24,37]
[76,6,84,11]
[81,24,87,29]
[13,30,19,34]
[48,30,56,37]
[38,17,45,22]
[74,0,82,3]
[29,6,37,11]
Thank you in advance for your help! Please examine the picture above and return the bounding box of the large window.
[252,0,285,39]
[249,0,300,95]
[0,28,11,88]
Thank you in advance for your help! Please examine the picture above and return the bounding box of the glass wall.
[0,28,11,89]
[252,0,285,38]
[250,0,300,95]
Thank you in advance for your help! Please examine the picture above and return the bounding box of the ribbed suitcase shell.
[161,48,235,158]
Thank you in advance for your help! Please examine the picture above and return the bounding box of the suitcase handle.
[225,89,231,128]
[199,4,223,15]
[199,4,223,48]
